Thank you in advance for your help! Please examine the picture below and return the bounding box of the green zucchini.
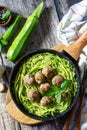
[1,10,11,20]
[7,1,44,62]
[1,15,22,43]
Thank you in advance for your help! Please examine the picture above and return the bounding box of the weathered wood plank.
[54,0,69,20]
[0,91,21,130]
[20,120,63,130]
[68,0,82,7]
[54,0,82,20]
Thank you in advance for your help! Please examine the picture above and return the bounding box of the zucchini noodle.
[13,52,78,117]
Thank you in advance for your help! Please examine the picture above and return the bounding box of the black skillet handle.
[61,50,77,63]
[61,50,80,75]
[63,30,87,61]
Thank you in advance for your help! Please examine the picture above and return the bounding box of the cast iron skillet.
[9,30,87,121]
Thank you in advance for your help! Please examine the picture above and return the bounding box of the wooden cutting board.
[5,44,66,125]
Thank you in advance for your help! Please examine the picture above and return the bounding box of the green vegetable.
[61,80,72,90]
[0,43,2,52]
[0,39,8,46]
[43,84,59,96]
[2,10,11,20]
[7,2,44,62]
[44,80,72,103]
[1,15,22,44]
[44,80,72,96]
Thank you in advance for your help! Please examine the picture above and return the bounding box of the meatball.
[24,74,35,85]
[52,75,64,86]
[35,72,45,84]
[42,66,54,79]
[40,96,51,106]
[28,90,40,102]
[61,92,67,99]
[40,83,50,92]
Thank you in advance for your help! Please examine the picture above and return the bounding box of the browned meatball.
[24,74,35,85]
[35,72,45,84]
[42,66,55,79]
[40,96,51,106]
[40,83,50,92]
[61,92,67,99]
[52,75,64,86]
[28,90,40,102]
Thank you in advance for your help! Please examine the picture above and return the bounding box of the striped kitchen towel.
[57,0,87,79]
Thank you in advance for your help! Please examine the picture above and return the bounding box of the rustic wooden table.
[0,0,82,130]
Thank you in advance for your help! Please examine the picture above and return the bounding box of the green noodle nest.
[13,52,78,117]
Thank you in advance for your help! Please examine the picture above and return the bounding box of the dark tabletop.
[0,0,82,130]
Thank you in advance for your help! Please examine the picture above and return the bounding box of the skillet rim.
[9,49,80,121]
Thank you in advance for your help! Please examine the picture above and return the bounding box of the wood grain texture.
[0,91,21,130]
[54,0,69,20]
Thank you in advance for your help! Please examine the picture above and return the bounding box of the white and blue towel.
[57,0,87,79]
